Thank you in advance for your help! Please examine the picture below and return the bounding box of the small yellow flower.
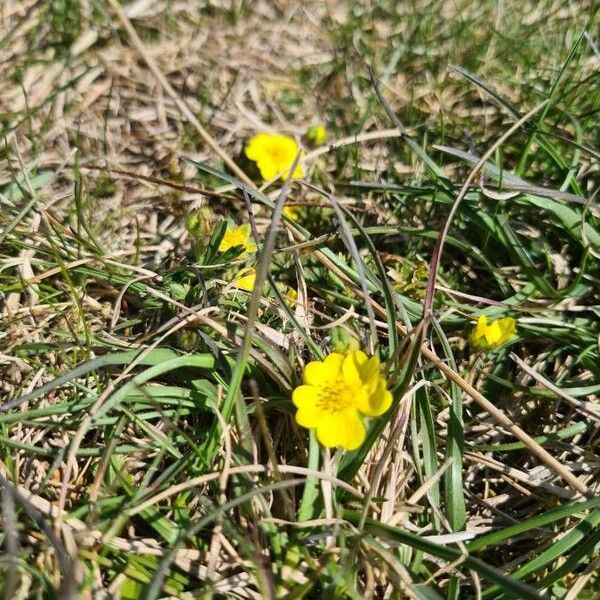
[232,267,256,292]
[285,287,298,307]
[292,351,392,450]
[218,224,257,254]
[245,133,304,180]
[306,124,328,146]
[283,205,301,221]
[470,315,517,350]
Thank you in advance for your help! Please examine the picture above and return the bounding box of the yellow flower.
[245,133,304,180]
[283,205,301,221]
[285,287,298,307]
[218,224,257,254]
[232,267,256,292]
[306,124,328,146]
[292,351,392,450]
[470,315,517,350]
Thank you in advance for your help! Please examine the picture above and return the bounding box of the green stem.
[298,430,320,521]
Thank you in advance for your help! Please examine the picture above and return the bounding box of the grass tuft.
[1,1,598,598]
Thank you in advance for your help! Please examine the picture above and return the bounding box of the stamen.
[315,379,351,413]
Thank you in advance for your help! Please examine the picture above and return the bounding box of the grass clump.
[0,1,598,598]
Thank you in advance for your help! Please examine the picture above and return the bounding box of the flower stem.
[298,430,320,521]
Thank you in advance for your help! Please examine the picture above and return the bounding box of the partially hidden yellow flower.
[470,315,517,350]
[284,287,298,307]
[218,224,257,254]
[283,205,301,221]
[245,133,304,180]
[292,351,392,450]
[306,124,328,146]
[232,267,256,292]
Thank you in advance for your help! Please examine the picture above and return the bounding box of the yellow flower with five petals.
[470,315,517,350]
[245,133,304,180]
[292,351,392,450]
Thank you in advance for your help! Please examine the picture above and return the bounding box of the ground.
[0,1,599,599]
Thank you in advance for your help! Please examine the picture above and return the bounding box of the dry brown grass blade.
[129,464,366,517]
[81,165,239,200]
[106,0,255,189]
[463,451,578,499]
[54,305,240,532]
[300,127,413,165]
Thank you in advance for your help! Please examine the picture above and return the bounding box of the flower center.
[267,145,289,165]
[315,379,355,413]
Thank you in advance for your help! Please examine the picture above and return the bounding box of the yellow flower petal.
[304,354,344,386]
[219,223,257,254]
[341,352,362,386]
[485,321,503,346]
[498,317,517,338]
[290,161,304,179]
[357,378,392,417]
[232,268,256,291]
[296,408,320,429]
[292,349,391,450]
[283,205,300,221]
[359,355,380,383]
[255,157,279,180]
[244,133,270,160]
[284,287,298,307]
[316,410,365,450]
[293,385,329,431]
[292,385,318,409]
[342,351,382,387]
